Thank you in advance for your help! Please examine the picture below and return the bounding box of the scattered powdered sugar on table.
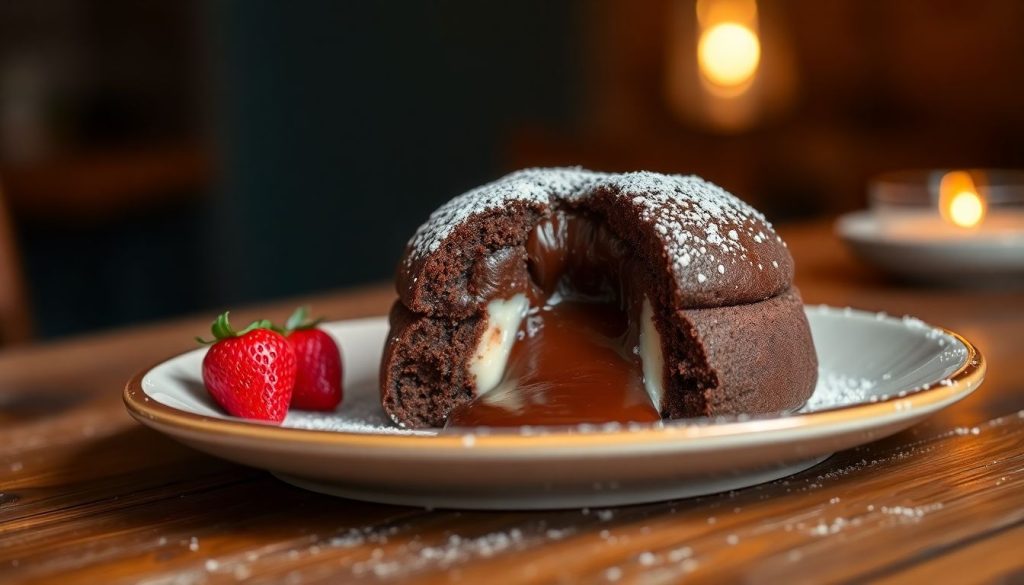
[880,503,945,519]
[334,525,548,580]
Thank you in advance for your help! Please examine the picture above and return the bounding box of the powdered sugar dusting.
[406,167,603,262]
[610,172,777,286]
[285,387,437,436]
[803,370,877,411]
[404,168,787,292]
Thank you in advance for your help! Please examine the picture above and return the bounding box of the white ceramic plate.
[836,210,1024,282]
[124,306,984,510]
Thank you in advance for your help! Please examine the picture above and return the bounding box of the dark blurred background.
[0,0,1022,341]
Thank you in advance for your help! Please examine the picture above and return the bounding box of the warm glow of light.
[697,22,761,88]
[696,0,757,27]
[939,170,987,229]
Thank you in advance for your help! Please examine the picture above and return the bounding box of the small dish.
[836,210,1024,283]
[124,307,984,510]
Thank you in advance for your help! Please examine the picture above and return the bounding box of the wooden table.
[2,221,1023,584]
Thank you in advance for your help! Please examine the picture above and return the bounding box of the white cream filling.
[639,298,666,409]
[468,294,529,396]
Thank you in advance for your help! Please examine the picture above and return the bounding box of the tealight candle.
[870,169,1024,243]
[837,169,1024,282]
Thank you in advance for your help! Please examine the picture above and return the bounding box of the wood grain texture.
[1,221,1022,584]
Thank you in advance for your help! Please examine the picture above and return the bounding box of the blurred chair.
[0,180,31,345]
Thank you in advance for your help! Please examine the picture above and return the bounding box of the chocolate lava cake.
[380,168,818,429]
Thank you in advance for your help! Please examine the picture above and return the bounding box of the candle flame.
[939,170,986,229]
[696,0,760,92]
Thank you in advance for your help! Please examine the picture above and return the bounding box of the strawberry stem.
[196,311,274,344]
[285,306,308,331]
[212,311,234,339]
[238,318,273,335]
[284,306,323,332]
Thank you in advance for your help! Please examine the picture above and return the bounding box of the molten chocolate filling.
[446,211,662,428]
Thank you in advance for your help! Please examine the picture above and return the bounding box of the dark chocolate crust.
[381,168,817,428]
[671,287,817,418]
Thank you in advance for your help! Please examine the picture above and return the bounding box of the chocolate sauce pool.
[446,212,661,428]
[445,300,659,427]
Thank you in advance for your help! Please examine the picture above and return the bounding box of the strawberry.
[198,312,297,422]
[284,307,343,411]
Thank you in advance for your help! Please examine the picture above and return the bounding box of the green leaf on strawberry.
[195,311,274,345]
[284,306,324,332]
